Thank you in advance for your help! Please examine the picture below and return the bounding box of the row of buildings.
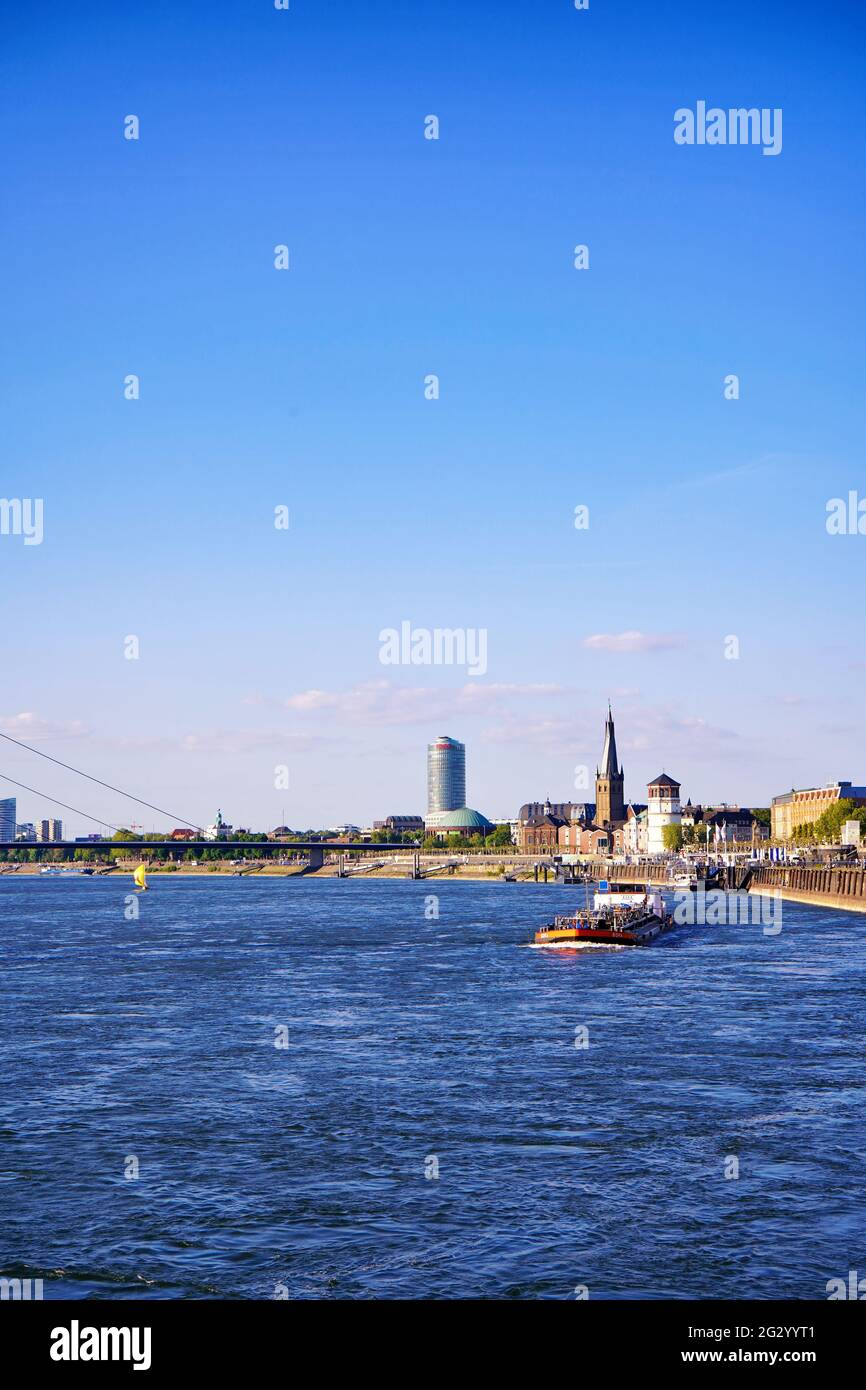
[7,730,861,855]
[0,796,242,846]
[370,712,767,853]
[268,735,866,851]
[516,707,767,856]
[0,800,63,843]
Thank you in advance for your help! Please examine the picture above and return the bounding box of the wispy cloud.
[675,451,793,491]
[98,730,326,756]
[283,680,568,726]
[0,714,323,760]
[0,712,90,740]
[178,731,324,756]
[482,714,584,750]
[582,631,687,654]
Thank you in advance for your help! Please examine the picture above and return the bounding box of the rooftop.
[425,806,493,829]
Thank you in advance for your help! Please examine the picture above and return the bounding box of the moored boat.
[40,866,94,876]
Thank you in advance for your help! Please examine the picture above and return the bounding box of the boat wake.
[521,940,628,952]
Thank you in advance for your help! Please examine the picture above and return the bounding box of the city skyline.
[2,1,865,833]
[0,704,826,840]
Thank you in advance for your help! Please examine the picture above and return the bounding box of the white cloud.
[178,731,323,756]
[582,631,687,653]
[282,680,568,726]
[0,712,90,740]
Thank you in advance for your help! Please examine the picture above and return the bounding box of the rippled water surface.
[1,877,865,1299]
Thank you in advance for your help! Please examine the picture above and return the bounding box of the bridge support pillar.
[308,845,324,870]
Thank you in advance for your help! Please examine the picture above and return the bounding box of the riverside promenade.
[749,863,866,916]
[587,860,866,916]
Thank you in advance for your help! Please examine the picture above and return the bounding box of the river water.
[1,877,864,1299]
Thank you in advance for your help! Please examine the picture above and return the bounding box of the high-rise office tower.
[0,798,17,841]
[427,736,466,815]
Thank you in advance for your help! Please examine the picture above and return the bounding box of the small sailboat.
[133,863,149,892]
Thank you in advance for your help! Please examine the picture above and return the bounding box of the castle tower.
[595,704,625,826]
[646,773,682,854]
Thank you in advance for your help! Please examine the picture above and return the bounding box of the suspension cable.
[0,771,122,834]
[0,730,200,829]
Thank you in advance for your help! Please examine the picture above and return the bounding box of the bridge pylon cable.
[0,730,200,830]
[0,771,122,834]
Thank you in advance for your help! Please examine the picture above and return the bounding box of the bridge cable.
[0,771,123,835]
[0,730,200,830]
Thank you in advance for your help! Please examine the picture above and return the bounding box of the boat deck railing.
[548,911,644,933]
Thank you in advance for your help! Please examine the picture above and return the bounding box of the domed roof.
[426,806,493,829]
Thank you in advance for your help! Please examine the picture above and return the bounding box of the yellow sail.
[133,863,148,891]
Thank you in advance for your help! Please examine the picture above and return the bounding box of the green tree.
[110,828,137,862]
[812,798,862,844]
[662,823,684,852]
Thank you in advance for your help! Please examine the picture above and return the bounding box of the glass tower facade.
[427,737,466,814]
[0,797,17,842]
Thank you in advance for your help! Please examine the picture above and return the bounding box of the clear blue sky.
[1,0,864,832]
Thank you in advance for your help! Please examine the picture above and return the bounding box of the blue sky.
[1,1,865,833]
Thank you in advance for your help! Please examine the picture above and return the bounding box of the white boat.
[593,878,660,911]
[40,866,93,876]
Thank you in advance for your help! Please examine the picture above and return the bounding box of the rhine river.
[1,877,864,1300]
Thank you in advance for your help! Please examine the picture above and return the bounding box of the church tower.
[595,704,625,826]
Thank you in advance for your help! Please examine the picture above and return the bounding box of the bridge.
[0,841,415,870]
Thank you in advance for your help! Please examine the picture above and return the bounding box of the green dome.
[427,807,493,830]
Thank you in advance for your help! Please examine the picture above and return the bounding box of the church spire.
[599,704,620,778]
[594,704,625,828]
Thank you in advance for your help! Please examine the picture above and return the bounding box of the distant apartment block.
[0,798,17,841]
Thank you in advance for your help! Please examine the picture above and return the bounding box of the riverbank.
[0,863,552,883]
[8,862,866,914]
[750,883,866,916]
[749,864,866,917]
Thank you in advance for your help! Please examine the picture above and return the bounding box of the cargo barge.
[534,884,673,947]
